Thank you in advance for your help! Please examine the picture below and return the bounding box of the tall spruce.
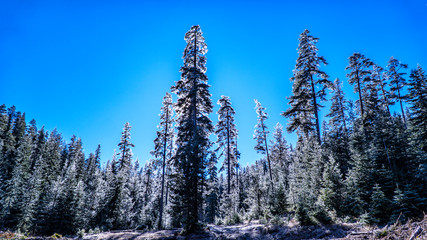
[215,95,239,195]
[407,65,427,151]
[282,29,330,144]
[269,123,290,188]
[151,92,175,230]
[170,25,213,233]
[114,122,135,229]
[346,53,373,119]
[253,99,273,186]
[324,78,351,174]
[371,64,392,115]
[386,57,409,124]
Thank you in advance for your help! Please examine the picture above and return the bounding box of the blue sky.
[1,0,426,167]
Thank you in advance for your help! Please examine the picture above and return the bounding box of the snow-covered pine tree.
[324,78,351,174]
[215,95,239,195]
[253,99,273,187]
[346,53,373,119]
[151,92,174,230]
[407,65,427,155]
[269,123,290,190]
[319,156,344,217]
[282,29,331,145]
[371,64,392,115]
[244,162,266,220]
[83,145,102,228]
[386,57,408,124]
[368,184,390,224]
[114,122,135,229]
[130,159,146,229]
[326,78,348,134]
[0,106,22,220]
[1,124,34,229]
[95,153,118,230]
[204,152,219,223]
[45,136,86,235]
[288,136,324,225]
[170,25,213,233]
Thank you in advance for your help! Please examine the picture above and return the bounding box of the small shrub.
[214,217,223,226]
[259,218,268,224]
[50,233,63,239]
[375,229,388,238]
[359,212,373,225]
[311,207,332,224]
[88,227,101,234]
[263,210,272,222]
[270,215,284,225]
[225,212,242,225]
[76,229,86,238]
[295,204,314,225]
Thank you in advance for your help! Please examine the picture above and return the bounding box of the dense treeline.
[1,26,426,235]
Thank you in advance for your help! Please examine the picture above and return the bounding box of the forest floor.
[81,215,426,240]
[2,216,425,240]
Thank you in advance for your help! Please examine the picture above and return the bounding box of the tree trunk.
[262,119,273,190]
[380,85,391,116]
[157,112,169,230]
[356,70,365,118]
[398,88,406,125]
[226,115,231,195]
[310,76,322,145]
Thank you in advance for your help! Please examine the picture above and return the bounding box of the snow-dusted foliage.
[345,52,373,119]
[1,28,427,236]
[386,56,409,124]
[215,96,239,195]
[253,99,273,185]
[282,29,331,144]
[269,123,290,187]
[151,92,175,230]
[170,25,214,233]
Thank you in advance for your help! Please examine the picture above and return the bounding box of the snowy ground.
[8,216,424,239]
[82,221,356,240]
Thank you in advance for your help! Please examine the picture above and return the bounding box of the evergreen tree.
[288,137,324,224]
[151,92,174,230]
[1,127,33,228]
[407,65,427,152]
[170,25,213,233]
[371,64,392,115]
[253,99,273,187]
[386,57,408,124]
[215,95,238,195]
[324,78,351,174]
[282,29,331,144]
[46,136,86,235]
[204,152,219,223]
[269,123,290,189]
[319,156,344,217]
[114,122,135,229]
[346,53,373,119]
[368,184,390,224]
[83,145,102,228]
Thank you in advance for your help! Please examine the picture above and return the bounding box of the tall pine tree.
[215,95,239,195]
[386,56,409,124]
[282,29,331,144]
[346,52,373,119]
[170,25,213,233]
[151,92,175,230]
[253,99,273,187]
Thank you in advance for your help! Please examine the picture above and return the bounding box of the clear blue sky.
[1,0,426,168]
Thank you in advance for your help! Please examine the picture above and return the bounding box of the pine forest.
[1,25,426,238]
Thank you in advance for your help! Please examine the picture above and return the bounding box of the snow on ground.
[82,221,354,240]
